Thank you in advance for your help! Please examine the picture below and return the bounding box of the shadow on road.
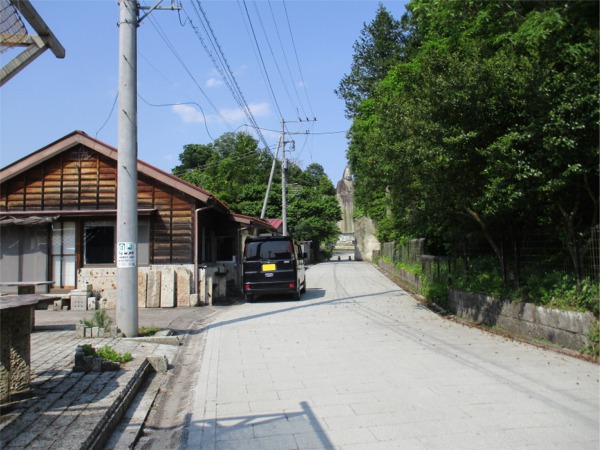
[187,401,335,449]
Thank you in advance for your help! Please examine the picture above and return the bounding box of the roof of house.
[0,130,231,213]
[232,213,275,231]
[267,218,284,230]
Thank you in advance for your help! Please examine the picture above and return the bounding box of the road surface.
[136,260,599,449]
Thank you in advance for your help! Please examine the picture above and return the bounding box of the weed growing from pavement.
[80,308,112,329]
[138,326,160,337]
[80,343,133,364]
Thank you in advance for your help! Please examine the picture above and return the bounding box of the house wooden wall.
[0,144,195,264]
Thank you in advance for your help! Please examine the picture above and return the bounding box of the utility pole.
[261,136,280,220]
[260,117,316,234]
[281,118,317,236]
[116,0,179,337]
[281,119,289,236]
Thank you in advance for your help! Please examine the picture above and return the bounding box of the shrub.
[81,344,94,356]
[581,320,599,359]
[80,344,132,364]
[80,308,112,329]
[95,345,133,363]
[422,281,448,309]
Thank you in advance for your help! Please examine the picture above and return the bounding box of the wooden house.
[0,131,273,307]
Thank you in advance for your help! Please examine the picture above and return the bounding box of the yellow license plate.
[262,263,276,272]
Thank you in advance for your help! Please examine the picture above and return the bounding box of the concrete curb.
[85,358,152,450]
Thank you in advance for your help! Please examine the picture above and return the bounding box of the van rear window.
[245,241,292,261]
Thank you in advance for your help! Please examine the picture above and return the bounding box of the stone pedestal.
[0,305,32,404]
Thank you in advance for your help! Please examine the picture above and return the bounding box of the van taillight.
[245,283,251,291]
[289,283,295,289]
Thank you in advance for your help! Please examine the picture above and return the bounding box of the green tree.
[335,4,409,119]
[287,163,341,255]
[174,138,341,260]
[176,132,273,211]
[346,0,599,279]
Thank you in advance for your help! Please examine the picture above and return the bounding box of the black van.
[242,235,307,302]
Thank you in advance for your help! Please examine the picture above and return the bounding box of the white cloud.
[172,102,271,125]
[172,104,207,123]
[220,102,271,122]
[205,77,223,88]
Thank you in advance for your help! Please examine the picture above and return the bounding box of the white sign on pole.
[117,242,137,268]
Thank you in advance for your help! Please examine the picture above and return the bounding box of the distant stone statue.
[336,166,354,234]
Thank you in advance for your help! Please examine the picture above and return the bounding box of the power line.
[250,0,297,116]
[282,0,315,118]
[137,92,216,141]
[239,0,283,120]
[144,9,234,132]
[184,1,273,153]
[267,0,308,120]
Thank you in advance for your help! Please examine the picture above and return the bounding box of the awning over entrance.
[0,216,58,226]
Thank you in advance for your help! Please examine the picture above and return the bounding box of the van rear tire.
[245,294,254,303]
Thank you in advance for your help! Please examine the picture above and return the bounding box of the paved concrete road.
[139,260,599,450]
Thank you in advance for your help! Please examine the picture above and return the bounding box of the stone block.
[176,268,192,307]
[70,292,88,311]
[0,305,32,403]
[147,355,169,373]
[147,270,161,308]
[138,272,148,308]
[161,270,176,308]
[87,297,97,311]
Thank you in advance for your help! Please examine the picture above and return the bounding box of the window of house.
[216,235,235,262]
[83,220,150,266]
[51,221,77,288]
[138,220,150,266]
[84,221,115,264]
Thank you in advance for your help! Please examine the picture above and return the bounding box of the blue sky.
[1,0,407,184]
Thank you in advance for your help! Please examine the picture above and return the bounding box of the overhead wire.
[250,0,297,116]
[140,0,322,174]
[143,8,234,132]
[185,0,273,153]
[171,141,279,179]
[238,0,284,121]
[282,0,315,118]
[266,0,308,120]
[138,92,216,141]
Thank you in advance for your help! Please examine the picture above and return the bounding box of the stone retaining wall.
[448,290,595,352]
[376,260,595,352]
[377,260,422,293]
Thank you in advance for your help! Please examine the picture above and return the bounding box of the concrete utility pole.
[116,0,179,337]
[281,119,289,236]
[279,118,316,236]
[116,0,139,337]
[260,136,281,220]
